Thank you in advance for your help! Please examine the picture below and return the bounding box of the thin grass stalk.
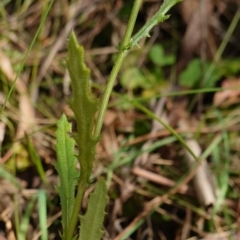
[0,0,54,117]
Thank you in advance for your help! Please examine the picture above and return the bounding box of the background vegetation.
[0,0,240,239]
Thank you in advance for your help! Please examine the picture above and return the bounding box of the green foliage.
[18,194,37,240]
[120,67,150,90]
[220,58,240,74]
[118,2,133,21]
[0,0,54,117]
[38,190,48,240]
[55,0,182,238]
[27,135,47,183]
[149,44,175,66]
[0,164,22,189]
[55,114,79,238]
[64,32,106,240]
[67,32,99,181]
[134,119,151,137]
[125,0,182,50]
[79,178,108,240]
[179,59,203,87]
[179,58,221,88]
[179,58,240,88]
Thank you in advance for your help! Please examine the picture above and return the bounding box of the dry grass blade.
[132,166,189,193]
[178,119,216,207]
[0,50,35,139]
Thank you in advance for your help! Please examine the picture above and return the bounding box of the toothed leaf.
[79,178,108,240]
[125,0,181,50]
[67,31,99,181]
[54,114,79,238]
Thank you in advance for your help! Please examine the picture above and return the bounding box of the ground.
[0,0,240,239]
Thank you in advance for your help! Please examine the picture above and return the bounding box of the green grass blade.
[107,136,177,187]
[0,164,21,189]
[26,135,47,183]
[211,111,230,216]
[18,194,37,240]
[0,0,54,117]
[133,101,198,161]
[200,134,223,160]
[14,195,20,240]
[119,219,145,240]
[38,190,48,240]
[79,178,108,240]
[110,136,177,170]
[54,114,79,238]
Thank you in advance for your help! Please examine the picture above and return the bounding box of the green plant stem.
[120,0,143,50]
[65,0,143,233]
[94,51,126,137]
[66,170,88,240]
[66,1,143,238]
[94,0,143,138]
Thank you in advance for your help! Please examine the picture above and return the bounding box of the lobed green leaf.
[79,178,108,240]
[67,32,99,181]
[54,114,79,238]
